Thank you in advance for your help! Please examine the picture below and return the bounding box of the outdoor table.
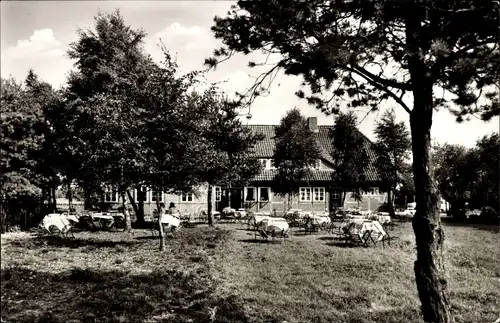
[90,213,115,229]
[377,215,391,225]
[346,215,365,221]
[342,219,387,246]
[160,213,181,227]
[40,213,72,234]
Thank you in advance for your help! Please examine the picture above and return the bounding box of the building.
[217,117,387,214]
[102,117,387,217]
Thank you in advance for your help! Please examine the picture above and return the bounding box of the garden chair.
[255,228,270,241]
[271,228,290,243]
[340,222,372,247]
[304,217,322,234]
[112,214,126,232]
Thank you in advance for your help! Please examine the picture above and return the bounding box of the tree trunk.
[207,184,214,227]
[340,190,347,208]
[156,198,165,251]
[51,187,57,212]
[137,200,145,227]
[121,191,132,232]
[286,191,291,211]
[126,191,143,227]
[67,181,73,212]
[405,13,451,322]
[388,188,396,218]
[410,101,451,323]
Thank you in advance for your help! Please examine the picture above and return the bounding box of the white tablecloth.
[160,214,181,227]
[91,213,114,221]
[40,214,72,233]
[343,220,387,242]
[260,217,289,233]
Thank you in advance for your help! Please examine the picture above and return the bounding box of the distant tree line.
[433,133,499,223]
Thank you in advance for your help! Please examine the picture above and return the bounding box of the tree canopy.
[207,1,499,120]
[206,1,499,321]
[373,107,411,215]
[433,133,499,220]
[59,10,263,232]
[271,108,321,203]
[330,111,369,204]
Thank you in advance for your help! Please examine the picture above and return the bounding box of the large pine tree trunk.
[406,13,451,322]
[410,100,451,323]
[207,184,214,227]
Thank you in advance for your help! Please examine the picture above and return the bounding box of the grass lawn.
[1,221,499,323]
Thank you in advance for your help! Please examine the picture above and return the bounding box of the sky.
[1,1,498,147]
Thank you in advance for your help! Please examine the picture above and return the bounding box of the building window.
[104,187,118,203]
[151,189,163,203]
[362,187,379,196]
[315,160,322,169]
[215,186,222,202]
[181,193,193,202]
[299,187,312,202]
[270,159,276,169]
[135,186,148,203]
[331,190,340,199]
[313,187,325,201]
[245,187,256,201]
[259,187,270,202]
[259,159,268,169]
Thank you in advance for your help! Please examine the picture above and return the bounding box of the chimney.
[307,117,318,133]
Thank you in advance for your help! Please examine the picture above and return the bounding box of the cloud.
[2,29,65,60]
[147,22,213,52]
[145,22,217,66]
[1,28,71,88]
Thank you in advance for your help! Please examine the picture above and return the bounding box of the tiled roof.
[248,125,381,183]
[252,169,335,182]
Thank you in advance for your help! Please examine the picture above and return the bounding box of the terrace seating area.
[30,206,398,248]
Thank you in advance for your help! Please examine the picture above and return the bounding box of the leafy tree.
[395,162,416,208]
[433,144,477,220]
[434,133,499,221]
[472,133,499,215]
[373,107,411,217]
[206,2,499,320]
[197,91,263,227]
[271,108,321,210]
[330,111,369,205]
[1,72,62,230]
[63,10,158,230]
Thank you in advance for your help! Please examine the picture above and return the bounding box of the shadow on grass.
[325,241,361,248]
[317,236,344,241]
[24,236,141,249]
[238,238,281,244]
[235,228,253,232]
[441,218,500,233]
[1,266,249,323]
[134,235,159,240]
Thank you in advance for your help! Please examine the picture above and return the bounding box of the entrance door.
[230,189,242,209]
[218,188,243,211]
